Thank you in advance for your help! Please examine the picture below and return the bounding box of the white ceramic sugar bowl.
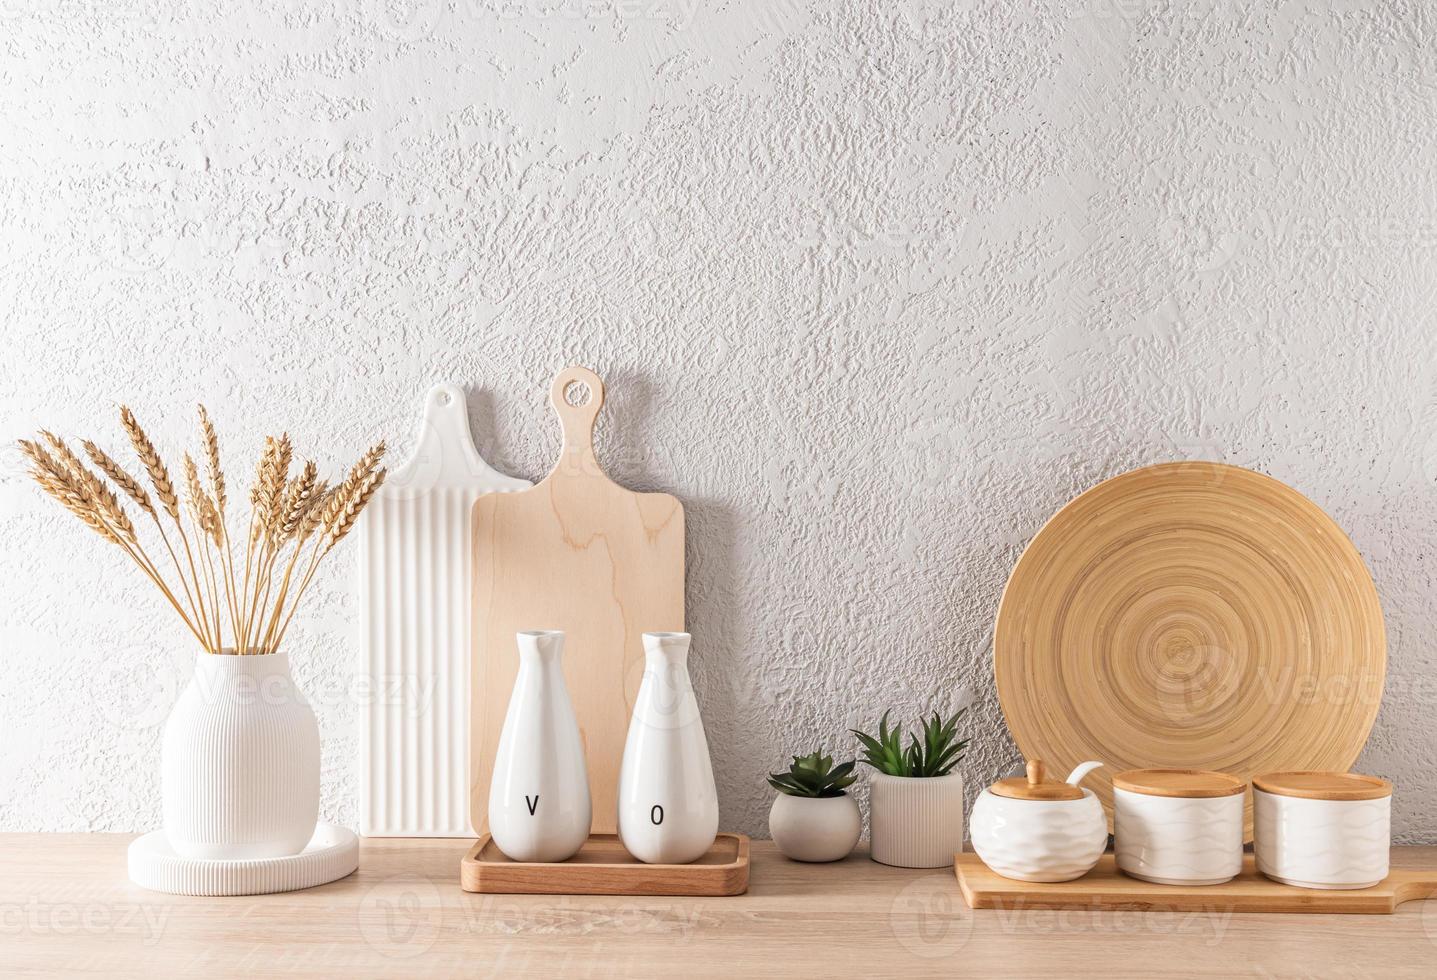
[969,760,1107,882]
[1254,771,1392,890]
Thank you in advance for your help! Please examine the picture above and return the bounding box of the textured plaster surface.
[1,1,1435,841]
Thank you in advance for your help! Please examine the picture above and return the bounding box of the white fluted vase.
[617,632,719,864]
[868,772,966,868]
[161,651,320,860]
[488,630,592,862]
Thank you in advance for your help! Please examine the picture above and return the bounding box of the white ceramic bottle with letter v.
[487,630,591,862]
[617,632,719,863]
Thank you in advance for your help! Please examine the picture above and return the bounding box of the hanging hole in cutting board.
[564,380,592,407]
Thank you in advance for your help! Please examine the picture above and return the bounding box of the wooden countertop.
[2,835,1434,978]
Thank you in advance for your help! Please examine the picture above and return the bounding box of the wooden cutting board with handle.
[469,366,685,836]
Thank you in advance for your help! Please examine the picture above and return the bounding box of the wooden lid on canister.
[990,760,1085,801]
[1112,769,1246,799]
[1253,771,1392,801]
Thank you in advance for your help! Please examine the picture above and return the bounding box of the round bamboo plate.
[994,462,1385,841]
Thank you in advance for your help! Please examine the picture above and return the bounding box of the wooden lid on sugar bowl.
[990,760,1085,801]
[1112,768,1246,798]
[1253,771,1392,801]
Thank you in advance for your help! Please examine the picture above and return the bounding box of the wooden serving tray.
[461,833,750,896]
[956,853,1437,914]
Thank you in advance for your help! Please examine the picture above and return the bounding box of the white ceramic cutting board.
[359,383,530,837]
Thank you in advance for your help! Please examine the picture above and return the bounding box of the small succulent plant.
[851,708,969,778]
[768,750,858,798]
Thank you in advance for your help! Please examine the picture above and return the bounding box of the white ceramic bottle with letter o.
[487,630,591,862]
[617,632,719,863]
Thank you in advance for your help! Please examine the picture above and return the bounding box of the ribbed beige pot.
[868,772,965,868]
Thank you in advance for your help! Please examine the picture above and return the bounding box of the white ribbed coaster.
[127,823,359,896]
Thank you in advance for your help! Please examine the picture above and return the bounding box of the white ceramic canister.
[1113,768,1245,886]
[488,630,592,862]
[162,650,320,860]
[617,632,719,864]
[969,760,1107,882]
[868,771,966,868]
[769,793,862,863]
[1253,771,1392,889]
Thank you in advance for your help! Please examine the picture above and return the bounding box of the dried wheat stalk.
[82,440,154,517]
[266,452,385,652]
[83,436,209,636]
[197,405,244,648]
[120,407,179,521]
[119,404,217,641]
[20,440,120,542]
[198,405,225,514]
[19,436,207,647]
[19,407,386,655]
[184,453,225,650]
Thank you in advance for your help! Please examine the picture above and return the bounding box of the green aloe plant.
[851,708,969,778]
[767,750,858,798]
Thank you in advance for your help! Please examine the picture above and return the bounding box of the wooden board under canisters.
[956,854,1436,914]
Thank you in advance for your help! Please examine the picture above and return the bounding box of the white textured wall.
[2,1,1435,842]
